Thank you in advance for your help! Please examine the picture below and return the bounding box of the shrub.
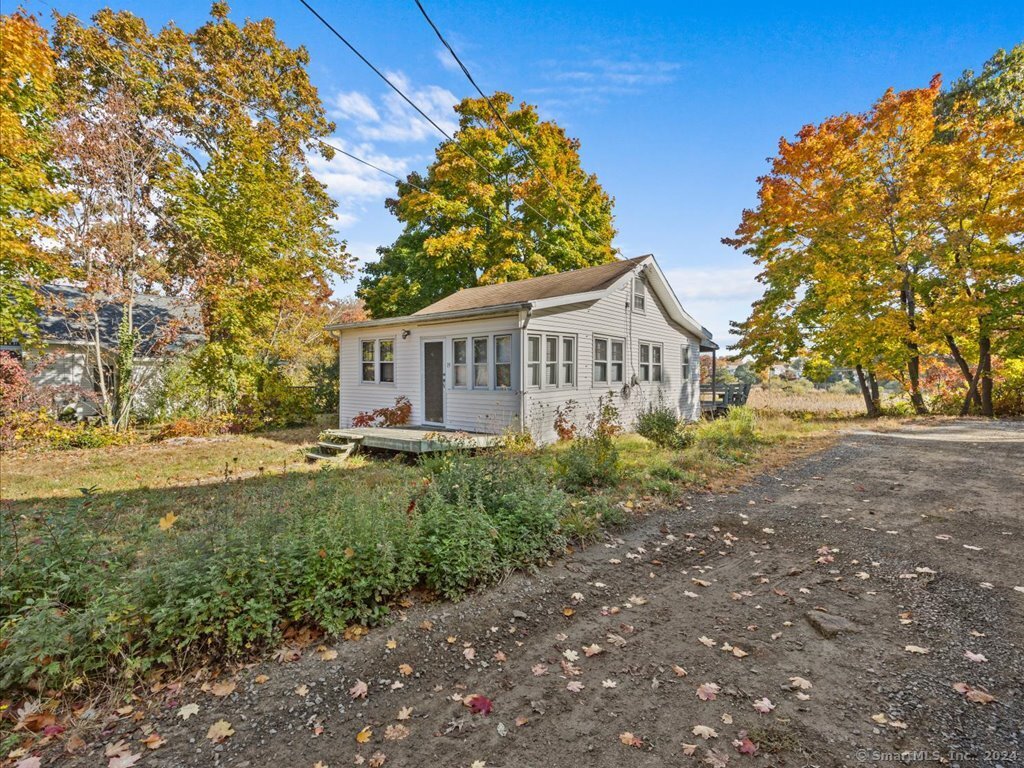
[692,407,762,460]
[553,400,579,441]
[155,414,234,440]
[555,433,620,491]
[418,453,566,598]
[352,396,412,428]
[635,404,686,448]
[993,358,1024,416]
[2,411,136,451]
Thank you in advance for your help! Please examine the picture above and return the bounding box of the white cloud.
[663,265,762,347]
[328,72,459,144]
[435,46,462,73]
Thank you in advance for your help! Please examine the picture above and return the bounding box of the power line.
[294,0,563,233]
[413,0,603,239]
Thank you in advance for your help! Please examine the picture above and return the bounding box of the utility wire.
[413,0,602,239]
[295,0,563,233]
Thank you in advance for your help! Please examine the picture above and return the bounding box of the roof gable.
[411,256,649,316]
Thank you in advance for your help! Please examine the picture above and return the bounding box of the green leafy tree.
[0,10,70,344]
[359,93,616,317]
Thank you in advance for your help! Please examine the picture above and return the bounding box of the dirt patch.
[50,422,1024,768]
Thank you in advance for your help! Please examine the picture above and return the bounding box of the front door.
[423,341,444,424]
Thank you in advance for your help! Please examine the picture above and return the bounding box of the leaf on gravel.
[606,633,628,648]
[254,674,269,684]
[628,595,648,606]
[692,578,712,587]
[398,663,413,677]
[355,726,373,743]
[109,754,142,768]
[177,703,199,720]
[721,713,733,724]
[209,680,236,697]
[295,684,309,697]
[672,665,688,677]
[682,743,698,755]
[562,649,579,662]
[583,644,603,657]
[273,646,301,663]
[141,733,165,750]
[463,646,476,661]
[731,646,748,658]
[683,591,700,598]
[788,676,813,690]
[368,753,386,768]
[14,759,42,768]
[383,724,410,741]
[696,682,721,701]
[349,680,369,699]
[619,732,643,748]
[871,713,887,724]
[466,695,493,715]
[698,636,716,647]
[602,679,617,688]
[317,647,338,661]
[964,651,987,663]
[206,720,234,743]
[566,681,584,693]
[531,663,548,676]
[904,645,930,654]
[397,707,413,720]
[952,682,996,704]
[493,650,507,662]
[692,724,718,739]
[753,697,775,713]
[734,737,758,755]
[1014,586,1024,593]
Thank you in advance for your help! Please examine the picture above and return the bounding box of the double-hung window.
[681,345,691,383]
[473,337,489,387]
[632,278,646,312]
[594,336,625,386]
[545,336,559,386]
[361,339,395,383]
[527,334,541,387]
[495,335,512,389]
[453,338,468,387]
[561,337,575,386]
[639,342,663,382]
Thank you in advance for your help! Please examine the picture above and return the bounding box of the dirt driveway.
[67,421,1024,768]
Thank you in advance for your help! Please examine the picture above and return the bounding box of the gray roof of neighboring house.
[36,284,204,355]
[411,255,650,316]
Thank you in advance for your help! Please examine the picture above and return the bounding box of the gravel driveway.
[65,421,1024,768]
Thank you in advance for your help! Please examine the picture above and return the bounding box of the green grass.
[0,408,834,700]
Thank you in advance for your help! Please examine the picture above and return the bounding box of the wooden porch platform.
[321,426,502,454]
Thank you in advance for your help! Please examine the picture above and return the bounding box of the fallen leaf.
[466,694,493,715]
[177,703,199,720]
[206,720,234,743]
[788,676,812,690]
[383,724,410,741]
[254,674,269,684]
[141,733,165,750]
[734,737,758,755]
[583,644,603,657]
[619,731,643,748]
[871,713,888,724]
[606,633,628,648]
[349,680,369,699]
[731,646,748,658]
[158,512,178,531]
[672,665,688,677]
[295,684,309,697]
[398,663,413,677]
[317,647,338,661]
[368,753,386,768]
[904,645,930,654]
[692,724,718,739]
[531,663,548,676]
[696,682,721,701]
[721,713,733,724]
[397,706,413,720]
[209,680,236,697]
[698,636,716,647]
[562,649,579,662]
[682,743,699,756]
[964,651,988,663]
[355,726,373,744]
[109,754,142,768]
[602,679,617,688]
[566,681,584,693]
[753,697,775,714]
[463,646,476,661]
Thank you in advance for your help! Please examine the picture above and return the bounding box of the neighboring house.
[2,285,204,418]
[327,255,716,444]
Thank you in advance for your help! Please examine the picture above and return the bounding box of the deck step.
[305,442,356,463]
[318,441,356,452]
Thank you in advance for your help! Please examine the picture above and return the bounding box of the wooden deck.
[700,382,752,415]
[321,426,502,454]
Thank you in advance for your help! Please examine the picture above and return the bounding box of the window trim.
[638,341,663,383]
[530,333,577,390]
[561,336,576,387]
[526,333,542,389]
[452,337,468,389]
[359,337,397,385]
[593,335,625,387]
[494,334,513,390]
[632,278,646,313]
[681,344,691,384]
[471,335,490,389]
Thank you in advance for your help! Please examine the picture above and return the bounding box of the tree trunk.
[899,271,928,415]
[907,355,928,414]
[856,365,880,417]
[979,334,993,417]
[868,372,880,412]
[945,334,981,413]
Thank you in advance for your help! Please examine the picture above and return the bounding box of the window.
[495,335,512,389]
[632,278,646,312]
[545,336,558,386]
[639,342,663,382]
[610,340,624,383]
[361,339,396,383]
[593,337,608,384]
[682,345,691,383]
[562,337,575,386]
[453,338,468,387]
[361,340,376,382]
[527,334,541,387]
[473,337,489,387]
[594,336,625,385]
[379,340,395,382]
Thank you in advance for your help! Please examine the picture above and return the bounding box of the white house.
[328,255,716,444]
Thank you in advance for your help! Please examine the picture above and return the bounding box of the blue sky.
[29,0,1024,344]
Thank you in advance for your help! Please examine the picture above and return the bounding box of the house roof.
[411,255,650,316]
[35,284,204,355]
[328,254,713,344]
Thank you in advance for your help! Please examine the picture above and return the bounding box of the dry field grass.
[746,383,867,415]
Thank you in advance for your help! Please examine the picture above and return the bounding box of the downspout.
[518,306,531,432]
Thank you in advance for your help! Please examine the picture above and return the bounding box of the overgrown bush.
[154,414,234,440]
[555,432,620,491]
[993,358,1024,416]
[692,407,763,460]
[1,409,135,451]
[635,404,689,449]
[351,396,412,428]
[418,452,566,598]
